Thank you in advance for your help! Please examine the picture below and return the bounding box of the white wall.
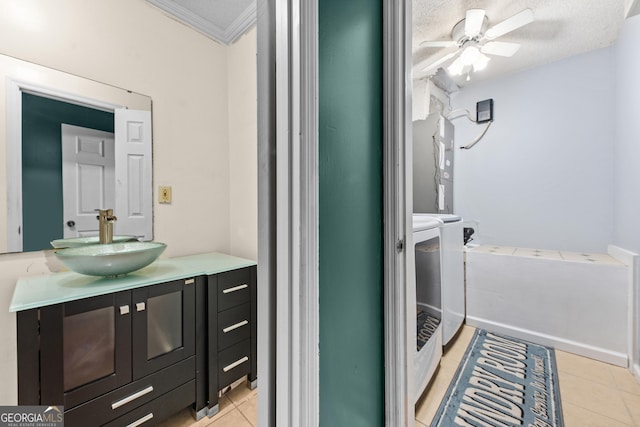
[614,15,640,255]
[452,47,616,252]
[613,14,640,378]
[0,0,257,404]
[228,29,258,261]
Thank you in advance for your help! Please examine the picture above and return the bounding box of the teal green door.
[319,0,384,425]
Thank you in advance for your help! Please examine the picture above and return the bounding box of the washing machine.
[411,215,443,401]
[415,213,465,346]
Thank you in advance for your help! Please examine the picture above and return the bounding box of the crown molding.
[146,0,256,45]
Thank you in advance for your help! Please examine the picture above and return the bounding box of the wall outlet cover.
[159,186,172,204]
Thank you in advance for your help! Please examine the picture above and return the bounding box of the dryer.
[410,216,443,401]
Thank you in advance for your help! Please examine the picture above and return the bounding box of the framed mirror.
[1,53,153,253]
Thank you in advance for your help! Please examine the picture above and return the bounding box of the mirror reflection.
[1,53,153,254]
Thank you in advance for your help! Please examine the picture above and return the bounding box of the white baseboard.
[466,316,628,367]
[634,363,640,381]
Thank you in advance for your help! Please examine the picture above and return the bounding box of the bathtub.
[465,245,632,366]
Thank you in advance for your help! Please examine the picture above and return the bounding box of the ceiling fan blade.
[481,41,521,57]
[465,9,486,37]
[420,40,458,48]
[485,8,534,40]
[420,50,459,73]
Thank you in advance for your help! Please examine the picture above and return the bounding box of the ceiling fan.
[420,8,534,78]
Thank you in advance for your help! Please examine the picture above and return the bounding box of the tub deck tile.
[465,245,517,255]
[513,247,563,260]
[560,251,623,265]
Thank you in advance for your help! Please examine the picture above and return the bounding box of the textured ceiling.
[149,0,630,83]
[413,0,629,87]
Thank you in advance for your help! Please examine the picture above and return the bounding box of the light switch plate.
[159,186,172,204]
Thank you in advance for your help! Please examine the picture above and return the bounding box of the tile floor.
[160,380,257,427]
[416,325,640,427]
[162,324,640,426]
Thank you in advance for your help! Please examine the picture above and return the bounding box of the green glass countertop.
[10,252,256,312]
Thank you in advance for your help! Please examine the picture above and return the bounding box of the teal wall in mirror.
[22,93,114,252]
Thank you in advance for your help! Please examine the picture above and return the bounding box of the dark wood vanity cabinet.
[206,266,258,416]
[17,277,204,427]
[16,263,258,425]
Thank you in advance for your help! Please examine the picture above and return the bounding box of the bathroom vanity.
[10,252,257,426]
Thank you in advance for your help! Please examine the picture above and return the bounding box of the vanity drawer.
[65,357,195,426]
[218,303,251,351]
[218,339,251,389]
[103,380,195,427]
[217,268,251,311]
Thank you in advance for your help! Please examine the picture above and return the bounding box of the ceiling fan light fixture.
[473,54,490,72]
[460,46,481,66]
[447,57,465,76]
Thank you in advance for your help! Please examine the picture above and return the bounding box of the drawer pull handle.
[185,278,195,285]
[223,320,249,333]
[136,302,146,312]
[222,284,248,294]
[223,356,249,372]
[111,386,154,409]
[126,413,153,427]
[119,305,130,315]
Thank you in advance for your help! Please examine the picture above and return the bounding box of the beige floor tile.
[555,350,616,387]
[158,407,207,427]
[209,409,253,427]
[441,325,475,368]
[225,381,258,407]
[562,401,633,427]
[559,372,634,425]
[207,395,236,420]
[162,396,236,427]
[237,394,258,426]
[610,365,640,396]
[415,364,457,426]
[414,419,428,427]
[620,391,640,426]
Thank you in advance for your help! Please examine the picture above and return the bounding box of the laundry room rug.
[431,329,564,427]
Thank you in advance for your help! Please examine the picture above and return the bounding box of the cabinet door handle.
[222,284,248,294]
[223,320,249,333]
[136,302,146,312]
[126,413,153,427]
[223,356,249,372]
[185,278,195,285]
[119,305,130,315]
[111,386,154,409]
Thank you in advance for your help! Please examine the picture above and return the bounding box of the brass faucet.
[95,209,117,244]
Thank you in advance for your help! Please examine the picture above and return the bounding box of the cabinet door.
[40,292,132,410]
[132,278,195,380]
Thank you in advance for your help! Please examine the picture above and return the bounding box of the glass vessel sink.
[51,236,139,249]
[54,242,167,277]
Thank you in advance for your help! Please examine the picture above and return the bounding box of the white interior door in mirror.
[114,109,153,240]
[62,124,115,238]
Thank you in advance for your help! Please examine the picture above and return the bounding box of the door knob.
[66,220,76,228]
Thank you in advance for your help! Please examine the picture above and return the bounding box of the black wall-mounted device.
[476,98,493,123]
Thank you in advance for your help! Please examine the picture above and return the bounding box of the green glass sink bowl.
[54,242,167,277]
[51,235,139,249]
